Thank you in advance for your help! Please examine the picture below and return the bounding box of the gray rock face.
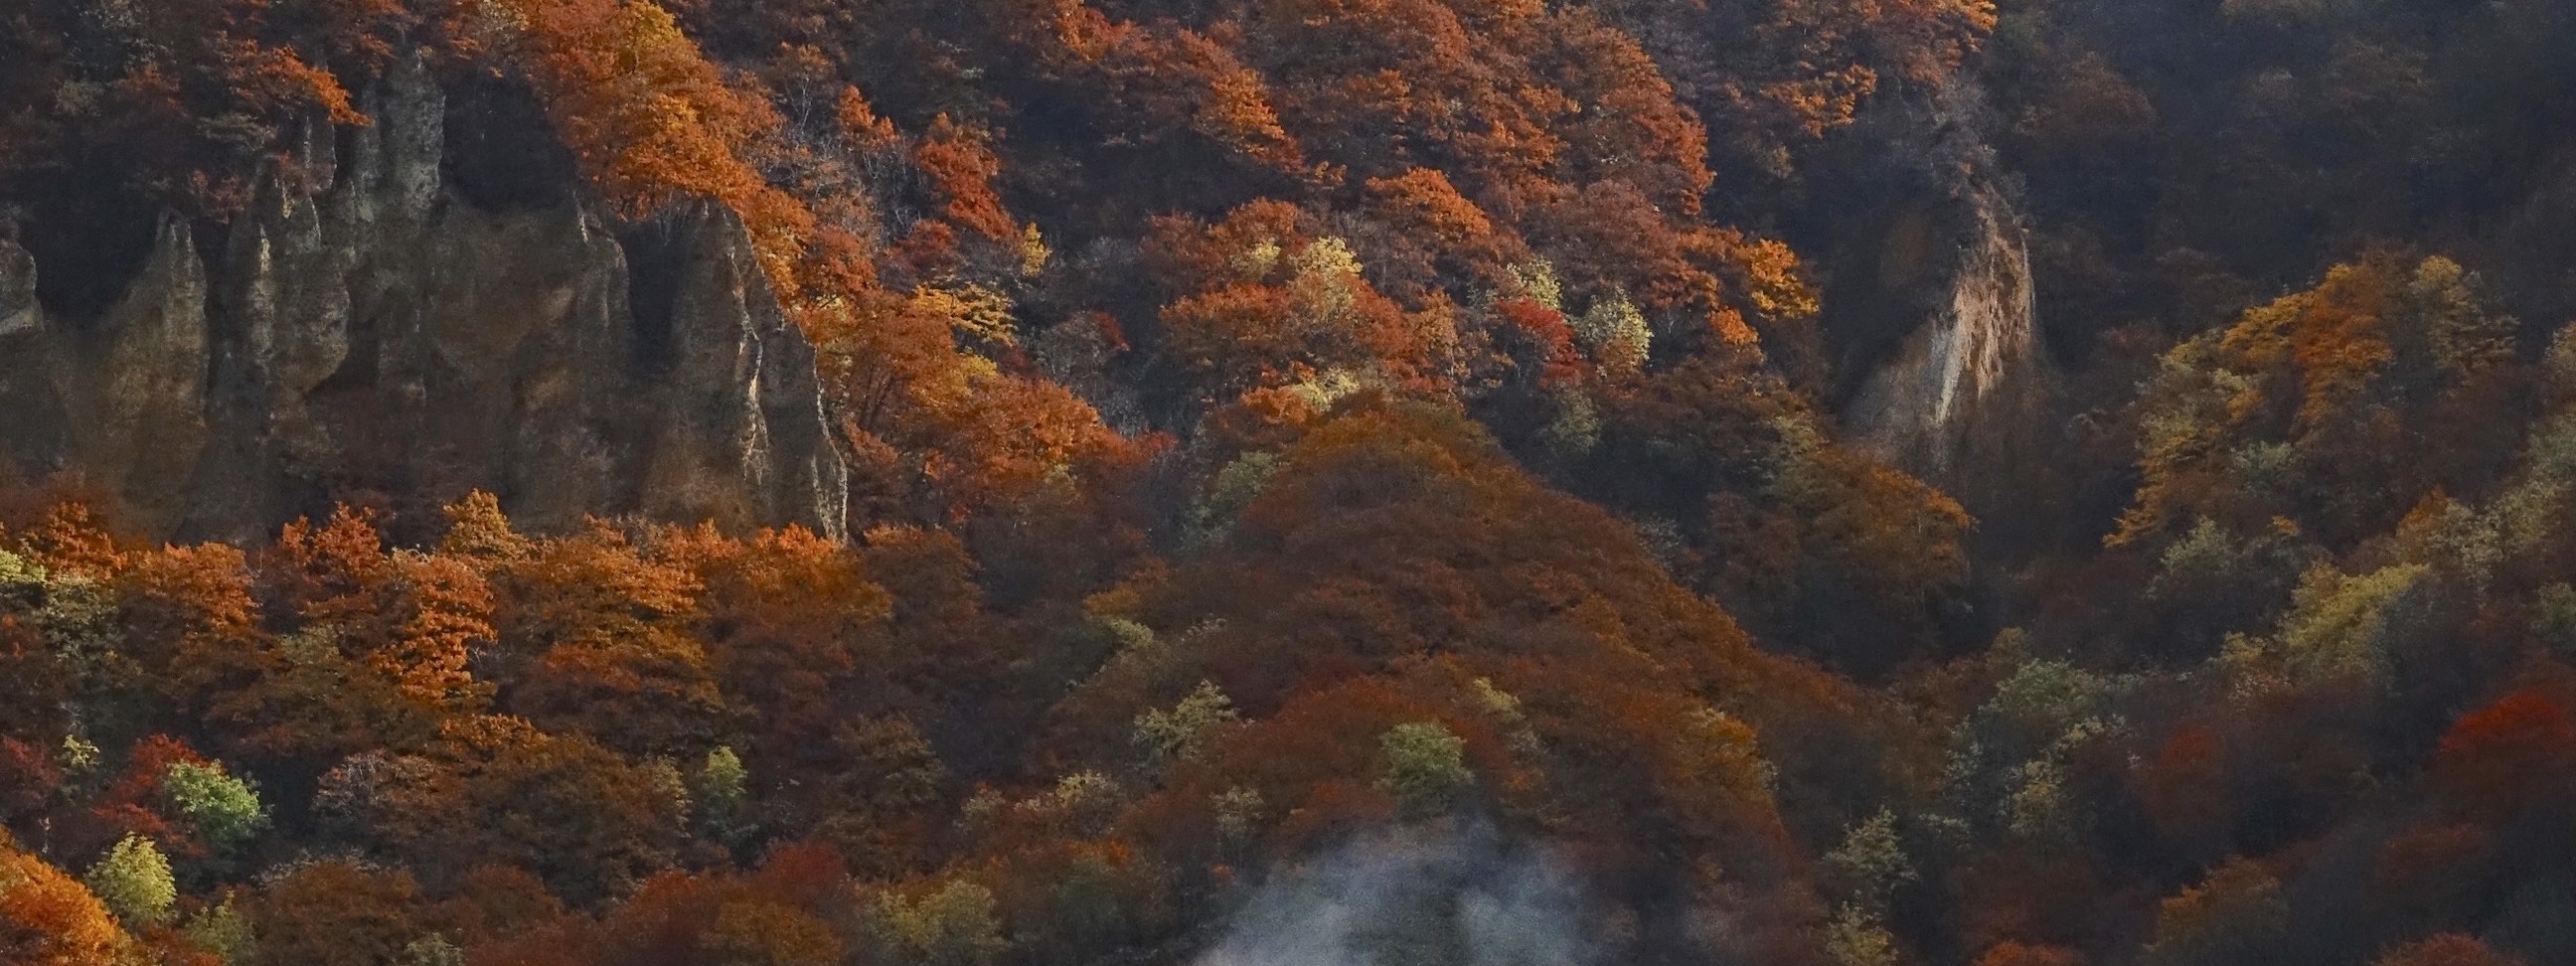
[0,236,71,468]
[89,215,216,535]
[1845,180,2040,478]
[636,200,849,537]
[0,216,212,535]
[0,238,37,338]
[0,55,848,542]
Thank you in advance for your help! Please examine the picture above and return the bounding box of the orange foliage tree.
[0,836,140,966]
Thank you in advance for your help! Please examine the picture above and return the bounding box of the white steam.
[1196,828,1595,966]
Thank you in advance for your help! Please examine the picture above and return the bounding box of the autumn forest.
[2,0,2575,964]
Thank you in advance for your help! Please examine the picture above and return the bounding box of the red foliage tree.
[2434,689,2576,825]
[2136,723,2233,857]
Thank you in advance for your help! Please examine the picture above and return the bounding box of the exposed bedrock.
[0,55,847,543]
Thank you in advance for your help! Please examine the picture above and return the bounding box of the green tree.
[183,897,257,964]
[1132,681,1240,766]
[1824,809,1915,912]
[866,880,1007,966]
[1826,903,1900,966]
[402,934,465,966]
[163,761,268,853]
[82,835,175,927]
[696,745,755,846]
[1377,722,1473,819]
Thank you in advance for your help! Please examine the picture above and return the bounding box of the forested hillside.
[2,0,2575,964]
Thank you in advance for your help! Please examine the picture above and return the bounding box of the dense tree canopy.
[6,0,2576,963]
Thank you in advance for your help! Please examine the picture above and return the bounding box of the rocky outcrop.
[1832,81,2054,522]
[1845,179,2042,476]
[631,201,848,536]
[0,215,212,533]
[0,55,848,543]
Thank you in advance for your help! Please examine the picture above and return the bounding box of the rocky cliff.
[1844,177,2043,476]
[1822,80,2057,541]
[0,57,847,543]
